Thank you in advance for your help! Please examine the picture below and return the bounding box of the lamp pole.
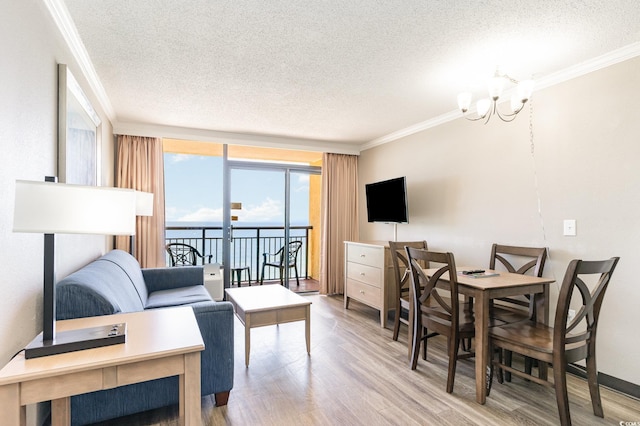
[43,176,56,342]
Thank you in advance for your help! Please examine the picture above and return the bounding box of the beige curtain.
[114,135,166,268]
[319,153,359,295]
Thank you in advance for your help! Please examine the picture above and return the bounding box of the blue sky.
[164,153,311,224]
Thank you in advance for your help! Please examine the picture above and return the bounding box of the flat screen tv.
[365,176,408,223]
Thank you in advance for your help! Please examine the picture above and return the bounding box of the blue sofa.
[55,249,234,425]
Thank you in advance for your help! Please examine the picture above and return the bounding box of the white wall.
[0,0,115,366]
[359,56,640,386]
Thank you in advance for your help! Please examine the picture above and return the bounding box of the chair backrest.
[406,247,460,334]
[489,243,548,318]
[389,241,428,300]
[554,257,619,351]
[284,241,303,267]
[166,243,202,266]
[490,243,547,277]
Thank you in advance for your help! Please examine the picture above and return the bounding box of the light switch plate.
[563,219,576,236]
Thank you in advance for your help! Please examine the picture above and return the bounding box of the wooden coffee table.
[225,285,311,366]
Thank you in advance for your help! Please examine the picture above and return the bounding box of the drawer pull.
[360,254,366,257]
[360,272,365,276]
[359,290,365,294]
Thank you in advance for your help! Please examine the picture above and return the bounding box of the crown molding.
[362,41,640,151]
[44,0,116,121]
[113,122,362,155]
[361,110,461,151]
[534,41,640,90]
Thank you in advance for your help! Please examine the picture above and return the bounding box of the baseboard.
[566,364,640,399]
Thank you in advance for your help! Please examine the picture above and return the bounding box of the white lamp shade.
[13,180,137,235]
[457,92,472,112]
[135,190,154,216]
[510,93,524,113]
[517,79,535,101]
[476,98,491,117]
[488,75,505,100]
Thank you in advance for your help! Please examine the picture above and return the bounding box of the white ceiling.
[61,0,640,149]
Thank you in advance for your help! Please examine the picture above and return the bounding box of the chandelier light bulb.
[517,79,535,102]
[476,98,491,118]
[488,76,504,100]
[457,92,472,113]
[511,93,524,113]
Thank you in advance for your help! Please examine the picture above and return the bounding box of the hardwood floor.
[95,294,640,425]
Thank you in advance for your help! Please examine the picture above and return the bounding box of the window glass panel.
[163,148,223,264]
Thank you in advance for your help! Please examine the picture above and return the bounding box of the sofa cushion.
[56,257,145,319]
[145,286,212,309]
[99,250,149,305]
[142,266,203,293]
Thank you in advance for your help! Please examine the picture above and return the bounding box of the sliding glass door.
[224,160,319,289]
[164,140,321,291]
[228,167,285,287]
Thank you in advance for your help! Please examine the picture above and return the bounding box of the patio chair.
[259,241,303,286]
[166,243,212,266]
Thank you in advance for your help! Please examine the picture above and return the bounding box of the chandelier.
[457,69,534,123]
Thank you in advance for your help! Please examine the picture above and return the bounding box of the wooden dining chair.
[488,257,620,426]
[489,243,548,324]
[406,247,475,393]
[486,244,548,378]
[388,240,428,343]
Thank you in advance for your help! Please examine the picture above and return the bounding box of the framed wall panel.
[58,63,101,185]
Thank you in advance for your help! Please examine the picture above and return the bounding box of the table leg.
[180,352,201,426]
[0,384,25,426]
[535,290,550,381]
[245,313,251,367]
[51,398,71,426]
[474,292,489,404]
[305,305,311,355]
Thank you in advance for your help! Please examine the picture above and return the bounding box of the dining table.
[410,266,555,404]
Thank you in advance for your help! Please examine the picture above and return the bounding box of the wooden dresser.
[343,241,395,328]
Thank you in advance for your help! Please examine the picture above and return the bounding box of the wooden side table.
[0,307,205,426]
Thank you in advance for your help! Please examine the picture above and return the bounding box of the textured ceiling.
[63,0,640,145]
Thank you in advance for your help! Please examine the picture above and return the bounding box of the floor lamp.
[13,178,137,359]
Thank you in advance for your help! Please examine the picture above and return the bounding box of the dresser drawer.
[346,261,381,287]
[347,244,383,267]
[346,278,381,307]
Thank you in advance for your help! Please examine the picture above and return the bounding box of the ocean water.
[166,221,311,239]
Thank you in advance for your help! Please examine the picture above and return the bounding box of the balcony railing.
[165,225,312,284]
